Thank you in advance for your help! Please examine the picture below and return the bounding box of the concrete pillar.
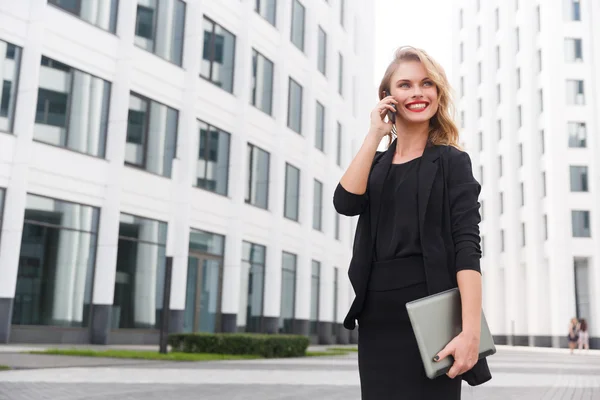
[0,0,45,343]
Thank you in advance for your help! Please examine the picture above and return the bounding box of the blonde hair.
[378,46,460,149]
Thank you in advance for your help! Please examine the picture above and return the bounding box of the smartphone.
[384,90,397,124]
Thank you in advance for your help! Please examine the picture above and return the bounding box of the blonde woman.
[334,46,491,399]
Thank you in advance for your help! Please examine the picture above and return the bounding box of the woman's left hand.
[433,331,480,379]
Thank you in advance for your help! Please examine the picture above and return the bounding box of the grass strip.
[0,365,11,371]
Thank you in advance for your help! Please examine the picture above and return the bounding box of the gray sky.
[374,0,454,87]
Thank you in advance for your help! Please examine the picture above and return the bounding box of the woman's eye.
[399,83,410,88]
[423,81,433,87]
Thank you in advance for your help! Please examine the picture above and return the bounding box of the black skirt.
[357,256,461,399]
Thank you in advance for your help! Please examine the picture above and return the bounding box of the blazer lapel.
[369,139,396,245]
[417,144,442,236]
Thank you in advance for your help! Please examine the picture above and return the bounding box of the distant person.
[568,317,579,354]
[333,46,490,399]
[578,318,589,351]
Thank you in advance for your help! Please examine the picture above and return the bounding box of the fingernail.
[433,355,440,362]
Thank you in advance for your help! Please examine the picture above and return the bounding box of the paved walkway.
[0,346,599,399]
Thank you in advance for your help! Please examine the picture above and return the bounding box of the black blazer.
[333,139,492,386]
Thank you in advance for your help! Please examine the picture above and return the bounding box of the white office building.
[453,0,598,348]
[0,0,375,345]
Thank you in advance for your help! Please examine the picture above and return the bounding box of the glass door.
[183,253,223,333]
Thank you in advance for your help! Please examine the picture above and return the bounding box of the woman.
[333,46,491,399]
[578,318,589,351]
[568,317,579,354]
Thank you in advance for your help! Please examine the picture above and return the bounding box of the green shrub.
[168,333,309,358]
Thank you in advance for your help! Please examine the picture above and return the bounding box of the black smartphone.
[384,90,397,124]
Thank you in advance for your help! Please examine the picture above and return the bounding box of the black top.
[374,157,423,261]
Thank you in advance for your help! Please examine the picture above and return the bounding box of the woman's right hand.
[369,94,398,139]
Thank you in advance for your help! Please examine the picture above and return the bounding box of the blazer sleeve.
[448,150,482,274]
[333,182,368,216]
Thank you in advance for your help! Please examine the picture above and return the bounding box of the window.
[497,84,501,104]
[336,122,342,166]
[520,182,524,205]
[135,0,185,65]
[479,166,484,185]
[517,105,522,128]
[537,50,542,72]
[287,77,303,134]
[284,163,300,221]
[539,90,544,113]
[315,101,325,151]
[313,179,323,231]
[477,26,481,48]
[317,26,327,76]
[564,0,581,21]
[461,111,465,129]
[566,80,585,105]
[112,213,168,329]
[572,210,591,237]
[338,52,344,96]
[0,41,22,132]
[476,0,481,12]
[335,212,340,240]
[12,194,99,328]
[291,0,306,51]
[497,120,502,140]
[500,230,505,252]
[573,257,590,321]
[478,131,483,151]
[246,143,270,209]
[477,62,481,84]
[500,192,504,214]
[49,0,118,32]
[333,267,339,323]
[568,122,587,148]
[542,171,546,197]
[481,200,484,220]
[34,56,110,158]
[570,166,588,192]
[543,214,548,240]
[517,68,521,89]
[536,5,542,30]
[460,76,464,97]
[495,8,500,30]
[340,0,345,27]
[521,223,526,246]
[310,260,321,334]
[251,49,274,115]
[255,0,276,26]
[125,93,178,177]
[201,17,236,93]
[519,143,523,166]
[240,241,266,333]
[498,156,503,177]
[541,130,545,154]
[460,43,464,63]
[496,46,500,69]
[516,28,520,51]
[565,38,583,62]
[197,120,230,195]
[459,9,463,29]
[478,99,482,117]
[279,252,297,333]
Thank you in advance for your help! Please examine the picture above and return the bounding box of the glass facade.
[134,0,186,65]
[291,0,305,51]
[574,257,590,321]
[313,179,323,231]
[34,56,110,158]
[310,260,320,334]
[572,210,591,238]
[279,251,297,334]
[251,49,274,116]
[568,122,586,148]
[49,0,119,33]
[287,78,303,134]
[113,213,167,329]
[336,122,342,166]
[239,241,265,333]
[201,17,236,93]
[126,92,178,177]
[570,166,588,192]
[317,26,327,75]
[284,163,300,221]
[255,0,276,26]
[197,120,230,195]
[566,80,585,105]
[0,40,22,133]
[315,101,325,151]
[13,194,99,327]
[245,143,270,209]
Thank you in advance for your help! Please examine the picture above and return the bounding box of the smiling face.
[388,60,439,125]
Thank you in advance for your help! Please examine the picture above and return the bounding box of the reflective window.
[189,229,224,256]
[315,101,325,151]
[287,77,303,134]
[310,260,320,334]
[570,166,588,192]
[246,143,270,209]
[255,0,276,26]
[0,40,22,133]
[134,0,186,66]
[334,212,340,240]
[34,56,110,158]
[239,241,265,333]
[336,122,342,166]
[279,252,297,334]
[574,257,590,321]
[113,213,167,329]
[201,17,236,93]
[340,0,345,27]
[566,80,585,105]
[564,38,583,62]
[563,0,581,21]
[317,26,327,75]
[126,92,178,177]
[251,49,274,115]
[49,0,119,33]
[291,0,305,51]
[568,122,586,148]
[333,267,338,322]
[197,120,230,195]
[338,52,344,96]
[572,210,591,237]
[284,163,300,221]
[313,179,323,231]
[13,194,99,327]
